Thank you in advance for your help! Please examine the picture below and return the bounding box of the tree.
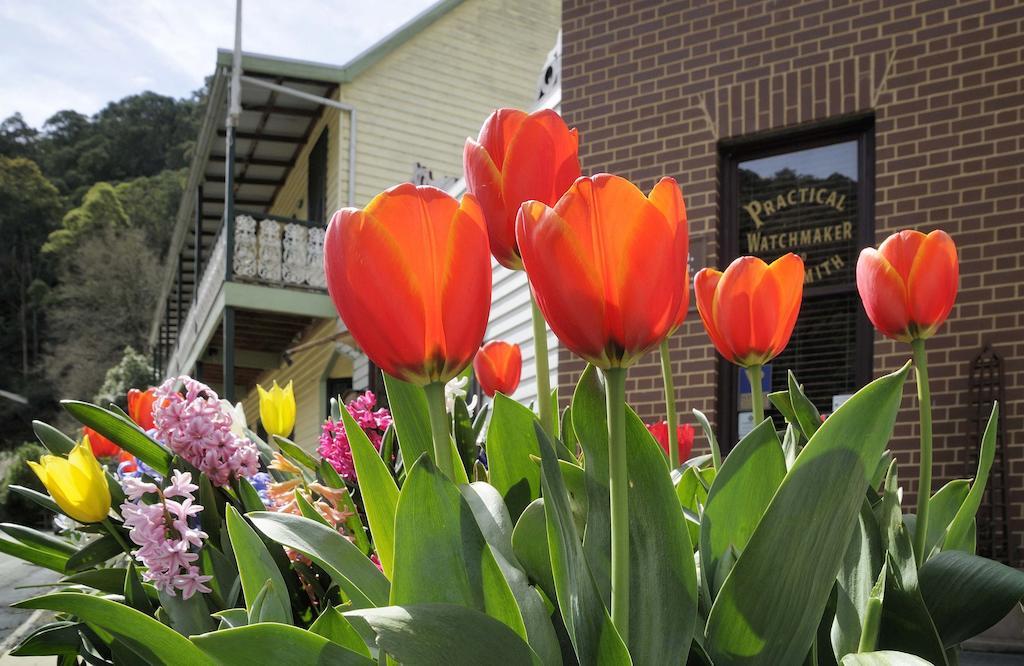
[42,181,128,255]
[45,227,160,402]
[114,169,186,254]
[94,345,155,409]
[0,114,39,160]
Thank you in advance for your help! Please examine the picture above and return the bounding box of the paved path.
[0,552,59,658]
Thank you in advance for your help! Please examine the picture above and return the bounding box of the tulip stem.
[604,366,629,643]
[530,293,556,439]
[746,364,765,425]
[659,339,680,468]
[101,518,134,556]
[912,339,933,566]
[424,382,455,480]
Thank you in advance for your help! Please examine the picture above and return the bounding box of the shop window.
[718,120,874,449]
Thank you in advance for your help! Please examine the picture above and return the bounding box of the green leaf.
[453,395,478,475]
[347,604,541,666]
[943,403,998,553]
[63,568,153,602]
[487,393,543,522]
[512,498,556,603]
[124,563,154,615]
[0,523,75,556]
[831,501,883,660]
[293,489,332,527]
[767,390,798,428]
[273,434,319,470]
[788,370,822,440]
[65,534,122,572]
[32,420,76,455]
[8,484,61,515]
[568,365,613,605]
[249,511,389,608]
[674,465,711,548]
[8,621,81,657]
[383,373,433,470]
[840,652,932,666]
[225,505,291,624]
[460,482,562,666]
[192,623,374,665]
[692,407,721,469]
[344,405,400,579]
[199,474,223,548]
[536,421,630,665]
[923,479,969,561]
[158,588,215,635]
[919,550,1024,647]
[235,477,266,513]
[15,592,210,665]
[0,536,67,572]
[61,400,171,475]
[391,455,527,640]
[700,418,785,598]
[212,608,249,629]
[310,605,372,657]
[705,362,910,665]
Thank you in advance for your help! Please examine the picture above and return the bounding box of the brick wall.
[559,0,1024,562]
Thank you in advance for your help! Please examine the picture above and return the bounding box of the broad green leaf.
[310,605,372,657]
[212,608,249,629]
[512,498,556,603]
[198,474,223,548]
[347,603,541,665]
[943,403,998,552]
[32,420,76,454]
[63,568,156,602]
[675,465,712,548]
[487,393,543,521]
[8,621,81,657]
[782,424,799,469]
[344,405,400,579]
[192,622,373,665]
[536,421,631,665]
[705,362,910,665]
[558,459,588,533]
[919,550,1024,647]
[700,418,785,598]
[235,477,266,513]
[840,652,932,666]
[453,395,478,475]
[249,511,389,608]
[273,434,319,470]
[391,455,526,640]
[767,390,798,428]
[461,482,562,666]
[9,484,61,515]
[225,506,291,624]
[64,534,121,572]
[0,523,75,556]
[294,489,333,527]
[692,408,721,469]
[124,563,154,615]
[61,400,171,475]
[383,373,432,469]
[0,537,67,572]
[923,479,969,561]
[569,365,613,604]
[788,371,822,440]
[158,589,215,635]
[15,592,210,665]
[831,501,883,660]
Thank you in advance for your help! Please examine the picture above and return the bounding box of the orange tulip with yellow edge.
[28,440,111,523]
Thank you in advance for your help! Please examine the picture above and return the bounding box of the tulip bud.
[127,387,157,431]
[27,441,112,523]
[258,380,296,438]
[473,341,523,397]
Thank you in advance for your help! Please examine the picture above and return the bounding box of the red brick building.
[557,0,1024,565]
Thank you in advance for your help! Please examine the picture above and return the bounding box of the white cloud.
[1,0,437,126]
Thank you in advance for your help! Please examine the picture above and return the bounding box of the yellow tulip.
[258,380,296,438]
[27,439,111,523]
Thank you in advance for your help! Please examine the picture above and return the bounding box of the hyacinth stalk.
[604,366,629,641]
[531,293,555,438]
[424,382,455,479]
[912,338,933,566]
[658,339,680,468]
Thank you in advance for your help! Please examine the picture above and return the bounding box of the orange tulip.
[694,254,804,367]
[856,229,958,343]
[323,183,492,386]
[127,387,157,431]
[473,341,522,397]
[516,174,689,369]
[464,108,580,270]
[83,427,121,458]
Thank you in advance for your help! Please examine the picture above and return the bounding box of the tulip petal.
[502,110,580,214]
[695,269,730,360]
[648,178,690,330]
[714,257,771,364]
[766,254,805,357]
[477,108,527,169]
[463,139,518,269]
[878,229,926,283]
[907,230,958,338]
[856,248,911,342]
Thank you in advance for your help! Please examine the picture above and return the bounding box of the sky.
[0,0,438,127]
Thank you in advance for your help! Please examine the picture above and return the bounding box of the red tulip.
[694,254,804,367]
[464,108,580,270]
[324,183,492,386]
[127,387,157,431]
[516,174,689,369]
[83,427,121,458]
[856,229,958,343]
[647,421,695,461]
[473,341,522,397]
[118,450,138,473]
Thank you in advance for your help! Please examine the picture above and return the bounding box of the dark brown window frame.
[716,115,876,452]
